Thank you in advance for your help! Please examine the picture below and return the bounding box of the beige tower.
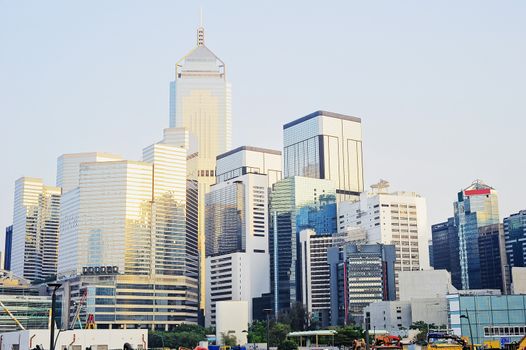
[169,24,232,311]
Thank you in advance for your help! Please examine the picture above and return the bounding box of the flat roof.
[217,146,282,160]
[283,110,361,130]
[287,330,337,337]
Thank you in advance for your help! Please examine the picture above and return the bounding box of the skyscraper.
[337,180,429,296]
[454,180,499,289]
[504,210,526,269]
[169,24,232,309]
[269,176,336,314]
[11,177,61,282]
[431,218,462,289]
[204,146,280,326]
[56,132,199,328]
[4,225,12,271]
[478,224,509,293]
[328,243,396,325]
[283,110,364,202]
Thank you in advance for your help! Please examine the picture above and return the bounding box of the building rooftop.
[216,145,281,160]
[283,110,361,130]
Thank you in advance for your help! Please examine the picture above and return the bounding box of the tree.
[221,332,238,346]
[148,324,208,349]
[410,321,436,345]
[269,323,291,347]
[278,340,298,350]
[248,320,267,343]
[331,325,364,347]
[278,303,308,331]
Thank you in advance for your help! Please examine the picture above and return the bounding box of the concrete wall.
[0,329,147,350]
[512,267,526,294]
[410,297,448,327]
[216,301,249,346]
[365,301,411,335]
[399,270,457,300]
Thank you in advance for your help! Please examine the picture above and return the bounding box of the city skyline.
[2,1,526,242]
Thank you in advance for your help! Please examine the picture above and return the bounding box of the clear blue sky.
[1,1,525,239]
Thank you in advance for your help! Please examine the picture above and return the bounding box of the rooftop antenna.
[197,6,205,46]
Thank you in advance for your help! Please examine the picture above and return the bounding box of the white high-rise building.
[337,180,430,296]
[204,147,280,326]
[11,177,61,282]
[169,24,232,309]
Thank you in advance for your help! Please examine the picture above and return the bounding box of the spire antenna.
[197,7,205,46]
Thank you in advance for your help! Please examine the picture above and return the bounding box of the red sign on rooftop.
[464,188,491,196]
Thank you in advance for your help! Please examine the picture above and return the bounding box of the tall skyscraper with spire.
[169,23,232,311]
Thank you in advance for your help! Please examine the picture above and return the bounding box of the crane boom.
[0,299,25,330]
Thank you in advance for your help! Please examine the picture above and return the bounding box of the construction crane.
[0,299,25,330]
[69,289,87,329]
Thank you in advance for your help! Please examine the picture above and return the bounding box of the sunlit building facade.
[169,25,232,309]
[57,134,199,327]
[454,180,500,290]
[11,177,61,282]
[283,110,363,202]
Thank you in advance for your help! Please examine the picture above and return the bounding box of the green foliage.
[221,332,238,346]
[248,320,267,343]
[149,324,208,349]
[269,323,291,348]
[278,340,298,350]
[330,325,364,347]
[277,303,308,331]
[410,321,437,345]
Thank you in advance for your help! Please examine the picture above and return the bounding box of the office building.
[204,175,270,325]
[296,201,337,236]
[56,152,122,194]
[169,24,232,310]
[11,177,61,282]
[215,301,249,346]
[337,180,430,296]
[299,231,335,327]
[57,133,199,328]
[431,218,462,289]
[328,243,396,325]
[283,110,363,201]
[454,180,500,290]
[215,146,282,187]
[0,271,51,332]
[478,224,509,293]
[504,210,526,269]
[204,146,278,326]
[4,225,12,271]
[448,294,526,345]
[269,176,336,314]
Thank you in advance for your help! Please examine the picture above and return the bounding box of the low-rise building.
[365,301,411,335]
[215,301,248,346]
[448,294,526,346]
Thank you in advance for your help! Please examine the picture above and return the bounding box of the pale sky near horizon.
[1,1,525,246]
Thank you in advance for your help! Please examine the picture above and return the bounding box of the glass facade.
[454,181,500,289]
[478,224,508,293]
[269,176,336,314]
[12,177,61,282]
[431,218,462,289]
[328,243,396,326]
[504,210,526,268]
[169,26,232,310]
[205,182,244,256]
[448,294,526,345]
[283,111,364,201]
[4,225,12,271]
